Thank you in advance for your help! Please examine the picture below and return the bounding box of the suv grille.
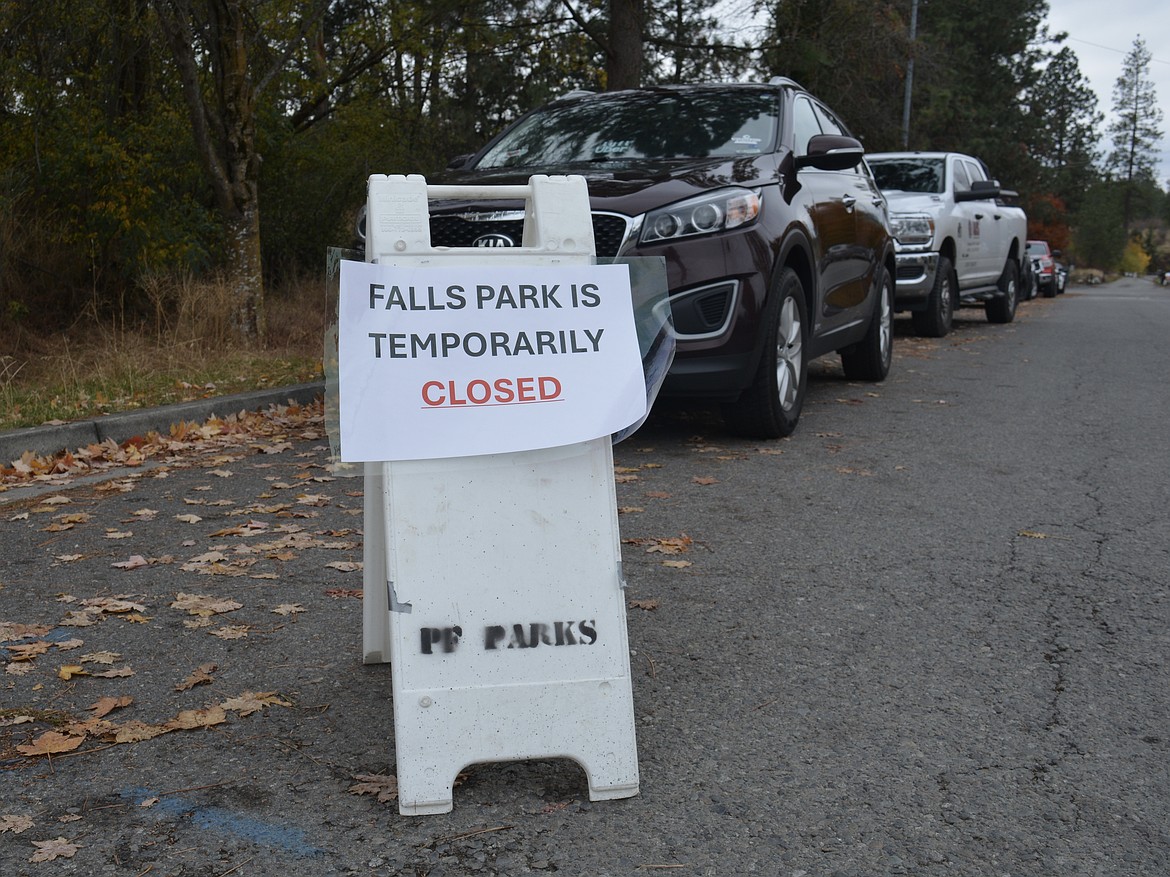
[428,212,630,258]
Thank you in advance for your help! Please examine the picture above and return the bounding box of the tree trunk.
[607,0,644,90]
[154,0,265,339]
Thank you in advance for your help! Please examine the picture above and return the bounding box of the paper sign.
[337,260,646,461]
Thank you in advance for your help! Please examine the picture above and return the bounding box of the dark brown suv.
[398,81,896,438]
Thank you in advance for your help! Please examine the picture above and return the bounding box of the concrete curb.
[0,382,325,466]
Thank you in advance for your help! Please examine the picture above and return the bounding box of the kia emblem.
[473,233,516,248]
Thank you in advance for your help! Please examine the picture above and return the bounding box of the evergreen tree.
[1073,180,1126,269]
[1027,45,1101,213]
[1107,36,1164,227]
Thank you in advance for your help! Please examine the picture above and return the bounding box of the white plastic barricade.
[346,174,640,815]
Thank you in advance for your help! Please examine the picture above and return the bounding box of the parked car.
[865,151,1028,337]
[359,81,896,439]
[1026,240,1062,298]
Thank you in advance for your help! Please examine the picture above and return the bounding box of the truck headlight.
[641,188,761,244]
[890,213,934,247]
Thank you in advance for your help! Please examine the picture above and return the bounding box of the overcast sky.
[1045,0,1170,183]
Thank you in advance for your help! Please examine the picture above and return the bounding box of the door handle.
[974,213,984,220]
[842,195,857,210]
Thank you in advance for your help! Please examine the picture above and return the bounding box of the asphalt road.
[2,276,1168,875]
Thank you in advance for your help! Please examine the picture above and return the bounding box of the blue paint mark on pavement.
[121,787,328,858]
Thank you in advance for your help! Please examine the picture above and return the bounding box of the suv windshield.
[868,157,945,194]
[476,90,779,169]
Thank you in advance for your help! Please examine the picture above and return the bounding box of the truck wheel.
[842,264,893,381]
[911,256,956,337]
[986,259,1018,324]
[723,268,808,438]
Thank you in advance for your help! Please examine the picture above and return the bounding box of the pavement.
[4,282,1170,874]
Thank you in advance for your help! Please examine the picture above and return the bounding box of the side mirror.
[955,179,1001,201]
[795,134,865,171]
[447,154,474,170]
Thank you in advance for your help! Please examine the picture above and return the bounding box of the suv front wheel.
[723,268,808,438]
[841,265,894,380]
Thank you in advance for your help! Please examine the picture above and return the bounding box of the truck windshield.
[475,90,779,169]
[868,157,945,194]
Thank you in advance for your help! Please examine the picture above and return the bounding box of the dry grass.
[0,273,328,432]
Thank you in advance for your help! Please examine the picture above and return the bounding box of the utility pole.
[901,0,919,149]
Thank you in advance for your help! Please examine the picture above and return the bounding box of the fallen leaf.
[692,476,719,485]
[88,695,133,718]
[112,555,150,570]
[164,706,227,730]
[662,559,693,569]
[272,603,306,616]
[645,535,693,555]
[171,593,243,616]
[0,814,34,833]
[7,642,51,661]
[175,663,218,691]
[349,774,398,803]
[326,561,362,573]
[83,596,147,614]
[209,625,250,640]
[57,665,89,680]
[628,598,660,610]
[114,721,170,743]
[29,837,80,862]
[221,691,292,716]
[175,514,203,524]
[17,731,86,756]
[91,666,135,678]
[59,610,100,627]
[1019,530,1049,539]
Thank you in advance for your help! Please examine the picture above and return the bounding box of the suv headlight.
[641,188,761,244]
[890,213,935,247]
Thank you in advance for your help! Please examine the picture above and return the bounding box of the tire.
[911,256,956,337]
[1041,279,1056,298]
[986,258,1018,324]
[842,264,894,381]
[722,268,808,439]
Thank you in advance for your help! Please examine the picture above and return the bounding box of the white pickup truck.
[866,152,1028,337]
